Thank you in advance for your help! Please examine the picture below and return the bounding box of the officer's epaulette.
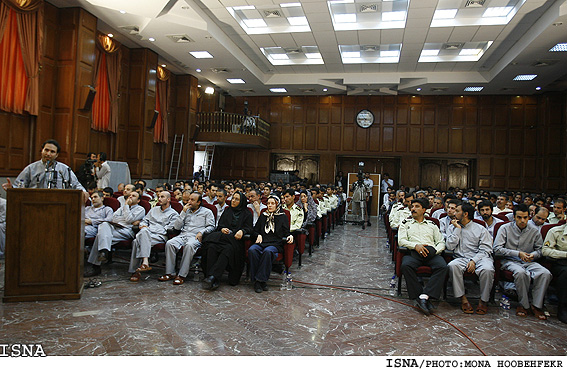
[401,219,409,224]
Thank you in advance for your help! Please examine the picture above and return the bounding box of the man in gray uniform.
[85,191,145,277]
[84,191,113,238]
[128,191,178,282]
[494,203,552,319]
[446,203,494,315]
[2,139,88,201]
[158,192,215,285]
[118,184,135,206]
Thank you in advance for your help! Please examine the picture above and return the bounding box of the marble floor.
[1,217,566,357]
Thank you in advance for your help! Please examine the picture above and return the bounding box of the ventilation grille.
[210,68,231,73]
[166,34,194,43]
[431,87,448,92]
[360,4,378,13]
[444,43,463,50]
[285,48,301,54]
[299,88,315,93]
[239,89,255,93]
[362,45,379,52]
[264,10,282,18]
[464,0,486,8]
[532,59,559,67]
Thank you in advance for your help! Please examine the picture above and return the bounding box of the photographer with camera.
[76,152,97,189]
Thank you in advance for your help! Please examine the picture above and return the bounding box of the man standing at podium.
[2,139,87,201]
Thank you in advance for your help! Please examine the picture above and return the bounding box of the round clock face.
[356,109,374,128]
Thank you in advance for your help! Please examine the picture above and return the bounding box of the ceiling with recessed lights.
[46,0,567,96]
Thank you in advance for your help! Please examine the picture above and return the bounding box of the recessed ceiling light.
[271,54,290,60]
[232,5,255,10]
[280,3,301,7]
[382,11,406,22]
[334,14,357,23]
[148,37,155,42]
[342,51,361,58]
[464,86,483,92]
[270,88,287,93]
[459,48,481,56]
[421,49,440,56]
[227,78,245,84]
[197,84,201,88]
[205,87,215,94]
[323,88,328,92]
[119,10,126,14]
[196,69,201,72]
[380,50,399,57]
[535,87,542,90]
[513,74,537,81]
[243,19,268,28]
[305,52,322,59]
[161,64,166,67]
[416,88,422,91]
[483,6,513,18]
[288,16,308,26]
[433,9,458,19]
[549,43,567,52]
[107,33,113,38]
[190,51,213,59]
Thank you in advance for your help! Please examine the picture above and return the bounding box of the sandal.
[173,276,185,285]
[136,264,152,272]
[531,306,547,320]
[476,302,488,315]
[516,306,528,317]
[129,272,141,282]
[461,301,474,314]
[158,274,173,282]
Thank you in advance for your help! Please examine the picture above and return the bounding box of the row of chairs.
[384,208,565,301]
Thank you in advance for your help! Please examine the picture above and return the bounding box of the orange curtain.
[154,66,169,143]
[91,32,121,132]
[0,2,9,42]
[0,8,27,114]
[92,51,110,131]
[16,3,42,116]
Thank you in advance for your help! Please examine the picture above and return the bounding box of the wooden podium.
[3,189,85,302]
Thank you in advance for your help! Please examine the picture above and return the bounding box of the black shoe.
[84,264,101,277]
[415,298,431,316]
[426,300,435,313]
[367,221,372,226]
[202,276,216,290]
[254,281,263,293]
[97,250,109,263]
[261,282,268,291]
[558,307,567,324]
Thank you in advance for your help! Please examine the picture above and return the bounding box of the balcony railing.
[197,112,270,141]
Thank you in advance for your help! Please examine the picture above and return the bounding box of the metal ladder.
[203,144,215,180]
[168,134,184,184]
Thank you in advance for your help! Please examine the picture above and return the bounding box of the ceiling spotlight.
[535,86,542,90]
[205,87,215,94]
[107,33,114,38]
[148,37,155,42]
[161,64,166,67]
[196,69,201,72]
[416,88,422,91]
[323,88,328,92]
[119,10,126,14]
[197,84,201,88]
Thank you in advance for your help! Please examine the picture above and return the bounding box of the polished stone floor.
[1,217,567,356]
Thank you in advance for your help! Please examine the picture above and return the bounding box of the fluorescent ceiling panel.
[261,46,324,65]
[227,79,246,84]
[419,41,493,62]
[513,74,537,81]
[549,43,567,52]
[227,4,311,34]
[270,88,288,93]
[431,0,526,27]
[464,86,483,91]
[189,51,213,58]
[339,44,401,63]
[328,0,409,31]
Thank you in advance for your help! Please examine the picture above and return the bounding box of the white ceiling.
[46,0,567,96]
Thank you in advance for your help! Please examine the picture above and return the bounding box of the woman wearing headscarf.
[297,189,317,230]
[249,195,293,293]
[201,191,252,290]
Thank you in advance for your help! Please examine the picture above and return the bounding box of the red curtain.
[91,32,121,132]
[92,51,110,131]
[154,66,169,143]
[0,8,27,114]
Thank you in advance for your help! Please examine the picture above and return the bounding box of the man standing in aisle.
[364,173,374,226]
[93,152,111,190]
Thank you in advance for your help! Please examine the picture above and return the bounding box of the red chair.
[141,194,153,202]
[201,202,217,223]
[139,199,151,214]
[103,197,120,212]
[494,213,511,222]
[472,219,487,227]
[113,191,123,199]
[171,201,183,214]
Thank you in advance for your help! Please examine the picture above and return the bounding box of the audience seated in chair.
[398,197,448,316]
[548,198,566,225]
[248,196,293,293]
[85,191,113,239]
[85,191,145,277]
[542,222,567,324]
[493,204,552,320]
[247,188,266,226]
[478,199,504,238]
[201,191,252,290]
[446,203,494,315]
[158,192,215,285]
[129,191,179,282]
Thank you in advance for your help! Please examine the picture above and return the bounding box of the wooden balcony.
[196,112,270,148]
